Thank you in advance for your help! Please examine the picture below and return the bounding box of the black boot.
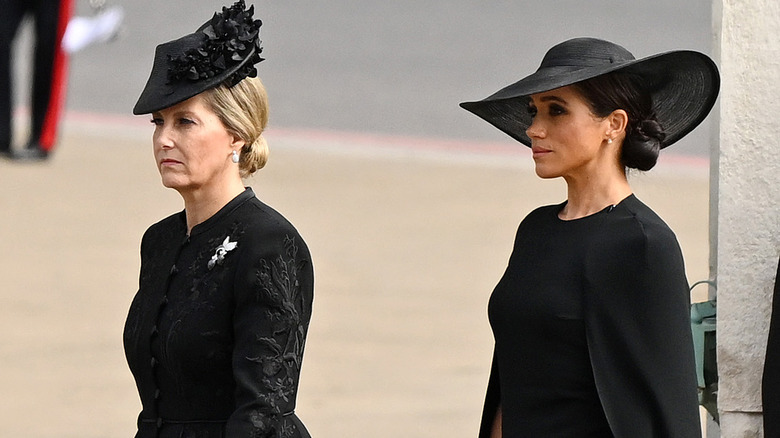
[10,142,49,161]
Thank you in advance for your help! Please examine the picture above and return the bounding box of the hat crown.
[539,37,635,69]
[133,0,263,115]
[166,1,263,86]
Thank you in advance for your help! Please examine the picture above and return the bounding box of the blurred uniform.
[0,0,73,159]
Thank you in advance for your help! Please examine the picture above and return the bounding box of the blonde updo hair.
[201,76,269,178]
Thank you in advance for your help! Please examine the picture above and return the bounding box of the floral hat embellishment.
[208,236,238,270]
[167,0,264,87]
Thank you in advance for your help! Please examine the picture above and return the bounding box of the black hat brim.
[132,32,258,115]
[460,50,720,148]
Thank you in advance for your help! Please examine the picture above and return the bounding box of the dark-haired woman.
[460,37,719,437]
[123,2,313,437]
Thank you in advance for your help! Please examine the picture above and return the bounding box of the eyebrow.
[172,110,197,118]
[152,110,198,119]
[537,95,568,104]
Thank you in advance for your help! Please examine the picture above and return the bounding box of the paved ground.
[0,112,711,437]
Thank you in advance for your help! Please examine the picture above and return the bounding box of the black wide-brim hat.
[133,0,263,115]
[460,37,720,148]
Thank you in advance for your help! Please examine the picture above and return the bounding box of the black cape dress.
[123,188,314,438]
[479,195,701,438]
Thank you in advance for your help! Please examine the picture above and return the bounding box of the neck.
[179,177,245,234]
[560,166,632,220]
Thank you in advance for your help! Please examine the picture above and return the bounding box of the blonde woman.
[123,2,313,437]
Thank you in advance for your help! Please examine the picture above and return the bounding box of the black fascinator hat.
[133,0,264,115]
[460,37,720,148]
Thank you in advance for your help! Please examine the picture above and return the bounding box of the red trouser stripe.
[39,0,73,151]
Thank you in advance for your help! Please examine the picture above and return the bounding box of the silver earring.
[607,138,613,144]
[231,150,240,163]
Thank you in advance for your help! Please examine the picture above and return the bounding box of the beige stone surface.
[715,2,780,436]
[0,116,710,437]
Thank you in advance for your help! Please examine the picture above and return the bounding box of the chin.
[160,175,187,190]
[533,165,560,179]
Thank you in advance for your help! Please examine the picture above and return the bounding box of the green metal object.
[690,280,718,423]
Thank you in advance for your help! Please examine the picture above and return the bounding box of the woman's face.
[525,85,616,180]
[151,94,242,193]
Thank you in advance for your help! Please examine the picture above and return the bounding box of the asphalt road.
[54,0,717,155]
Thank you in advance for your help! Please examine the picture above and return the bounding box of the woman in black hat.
[461,37,719,437]
[123,2,313,437]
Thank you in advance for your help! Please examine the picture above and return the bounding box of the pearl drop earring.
[231,150,240,163]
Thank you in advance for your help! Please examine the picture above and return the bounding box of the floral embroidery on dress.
[245,235,307,438]
[247,409,295,438]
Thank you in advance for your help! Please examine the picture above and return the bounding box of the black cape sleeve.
[763,256,780,437]
[477,350,500,438]
[583,207,701,437]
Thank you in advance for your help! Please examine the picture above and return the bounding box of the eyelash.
[149,118,195,126]
[526,104,566,117]
[549,104,566,116]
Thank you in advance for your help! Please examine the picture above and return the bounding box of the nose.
[526,118,545,140]
[153,124,174,150]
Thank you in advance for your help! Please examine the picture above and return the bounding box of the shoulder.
[518,202,563,229]
[141,211,185,251]
[527,202,563,220]
[144,211,183,234]
[231,197,314,307]
[608,195,680,251]
[586,195,684,281]
[241,197,304,239]
[244,197,300,232]
[235,196,311,259]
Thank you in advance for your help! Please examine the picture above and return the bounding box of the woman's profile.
[460,37,719,437]
[123,2,314,436]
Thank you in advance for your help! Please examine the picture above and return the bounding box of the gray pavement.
[0,114,710,437]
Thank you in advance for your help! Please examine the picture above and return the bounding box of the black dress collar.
[179,187,255,238]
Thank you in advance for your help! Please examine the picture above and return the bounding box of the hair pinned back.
[202,76,269,178]
[573,71,665,170]
[623,119,665,171]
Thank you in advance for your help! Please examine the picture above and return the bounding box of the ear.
[605,109,628,142]
[229,131,245,152]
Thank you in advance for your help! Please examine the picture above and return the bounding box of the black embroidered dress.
[124,188,314,438]
[479,195,701,437]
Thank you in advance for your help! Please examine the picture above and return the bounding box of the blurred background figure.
[62,1,123,54]
[0,0,73,161]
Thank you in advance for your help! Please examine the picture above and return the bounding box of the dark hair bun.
[622,119,666,171]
